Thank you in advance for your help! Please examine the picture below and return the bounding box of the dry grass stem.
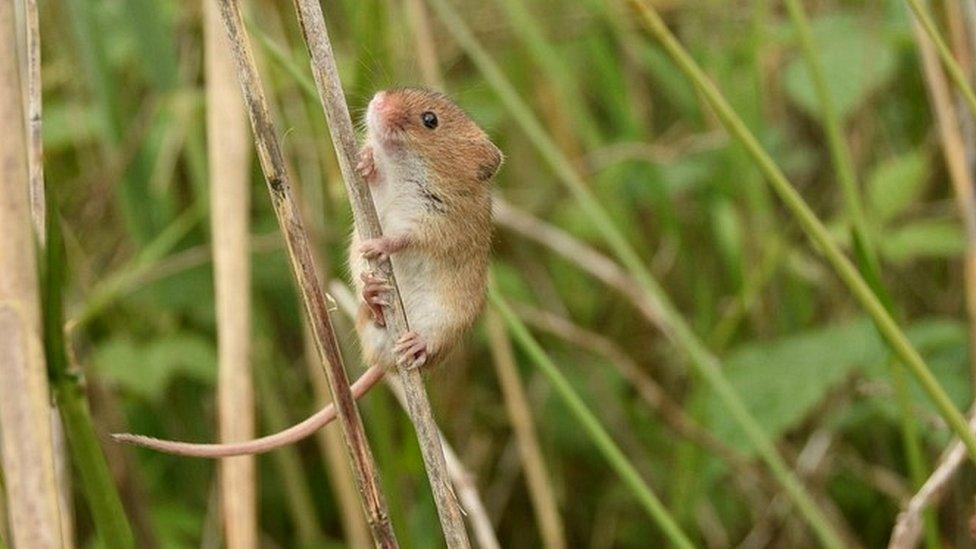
[0,3,63,544]
[886,22,976,547]
[205,0,257,546]
[213,0,397,545]
[21,0,74,542]
[289,1,467,545]
[492,198,664,324]
[329,281,500,549]
[23,0,44,243]
[302,326,372,549]
[0,307,62,549]
[485,310,566,549]
[888,408,976,548]
[913,12,976,389]
[437,440,500,549]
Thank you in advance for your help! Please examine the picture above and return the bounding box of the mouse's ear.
[475,141,504,182]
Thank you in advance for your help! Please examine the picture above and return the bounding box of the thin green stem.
[247,22,318,100]
[783,0,866,242]
[489,287,694,549]
[627,0,976,465]
[784,2,939,545]
[43,194,135,549]
[891,360,942,549]
[53,382,135,549]
[425,0,843,544]
[905,0,976,119]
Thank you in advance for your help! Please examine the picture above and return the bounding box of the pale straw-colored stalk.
[485,311,566,549]
[204,0,257,545]
[0,2,63,543]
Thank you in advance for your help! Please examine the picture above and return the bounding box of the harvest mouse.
[113,88,502,457]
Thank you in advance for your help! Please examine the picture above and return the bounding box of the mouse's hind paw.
[360,271,391,327]
[394,331,428,370]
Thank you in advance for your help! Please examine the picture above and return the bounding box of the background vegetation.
[9,0,976,546]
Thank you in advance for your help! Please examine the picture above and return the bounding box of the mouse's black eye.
[421,111,438,129]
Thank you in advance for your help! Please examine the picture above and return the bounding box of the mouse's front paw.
[356,146,378,184]
[360,234,410,262]
[359,237,392,262]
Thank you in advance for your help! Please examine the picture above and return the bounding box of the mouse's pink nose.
[366,91,403,140]
[369,91,389,115]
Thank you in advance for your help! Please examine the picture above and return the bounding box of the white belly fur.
[348,147,449,369]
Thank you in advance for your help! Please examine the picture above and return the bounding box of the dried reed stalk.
[485,311,566,549]
[20,0,74,543]
[888,408,976,549]
[289,1,468,545]
[213,0,397,545]
[0,2,63,543]
[302,327,372,549]
[492,198,664,328]
[204,0,257,546]
[328,281,500,549]
[23,0,44,241]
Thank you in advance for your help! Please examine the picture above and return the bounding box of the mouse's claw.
[357,146,378,184]
[359,237,392,262]
[361,271,391,327]
[394,331,428,370]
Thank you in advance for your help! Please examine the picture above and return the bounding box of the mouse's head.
[366,88,503,184]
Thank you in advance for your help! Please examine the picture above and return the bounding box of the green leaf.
[707,319,876,453]
[706,318,965,454]
[867,151,929,223]
[93,334,215,402]
[710,199,744,288]
[881,219,966,261]
[783,14,897,120]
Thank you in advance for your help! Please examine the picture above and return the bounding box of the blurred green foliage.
[27,0,976,546]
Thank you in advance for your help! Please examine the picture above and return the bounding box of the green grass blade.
[489,287,694,549]
[123,0,179,92]
[905,0,976,119]
[783,0,868,247]
[425,0,844,545]
[493,0,602,147]
[42,191,135,549]
[248,22,319,99]
[783,2,939,545]
[626,0,976,466]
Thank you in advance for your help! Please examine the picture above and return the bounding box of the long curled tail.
[111,364,386,458]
